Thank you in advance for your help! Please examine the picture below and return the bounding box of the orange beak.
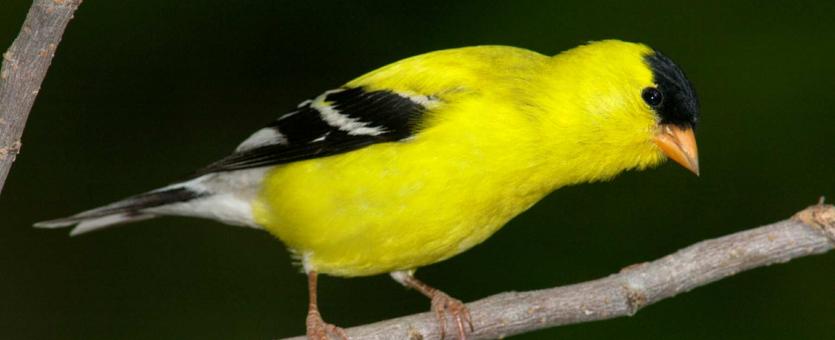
[653,124,700,176]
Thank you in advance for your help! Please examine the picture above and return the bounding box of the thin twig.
[0,0,83,195]
[284,202,835,339]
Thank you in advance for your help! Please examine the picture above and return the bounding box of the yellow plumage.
[37,39,701,339]
[254,41,666,276]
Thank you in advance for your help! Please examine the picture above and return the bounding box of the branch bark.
[0,0,82,195]
[285,202,835,340]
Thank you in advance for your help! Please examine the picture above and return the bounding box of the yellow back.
[253,40,667,276]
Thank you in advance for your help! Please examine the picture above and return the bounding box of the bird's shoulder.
[348,45,549,96]
[194,46,549,176]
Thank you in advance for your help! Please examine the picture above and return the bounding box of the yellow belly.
[247,42,670,277]
[252,123,550,277]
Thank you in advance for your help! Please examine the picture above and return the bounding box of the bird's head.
[540,40,700,180]
[642,49,700,175]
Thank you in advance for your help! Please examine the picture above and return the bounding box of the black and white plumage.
[35,87,439,235]
[197,87,436,175]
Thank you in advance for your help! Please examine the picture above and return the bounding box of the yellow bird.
[36,39,700,339]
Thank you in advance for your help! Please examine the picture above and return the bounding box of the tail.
[34,186,205,236]
[35,169,266,236]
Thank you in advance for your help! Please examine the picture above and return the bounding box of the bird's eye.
[641,87,663,107]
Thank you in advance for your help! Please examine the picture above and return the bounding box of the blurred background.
[1,1,833,339]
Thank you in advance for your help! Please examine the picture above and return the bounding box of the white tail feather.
[34,169,267,235]
[69,214,156,236]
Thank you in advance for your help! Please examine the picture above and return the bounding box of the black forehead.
[644,50,700,127]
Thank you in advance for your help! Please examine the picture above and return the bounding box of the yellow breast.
[252,96,551,276]
[250,42,665,277]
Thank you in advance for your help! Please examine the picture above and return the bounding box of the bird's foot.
[306,310,348,340]
[429,290,474,340]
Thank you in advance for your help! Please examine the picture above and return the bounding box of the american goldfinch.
[36,39,700,339]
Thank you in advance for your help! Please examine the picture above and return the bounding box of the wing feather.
[194,87,438,175]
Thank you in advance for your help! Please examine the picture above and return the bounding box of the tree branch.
[0,0,82,195]
[285,201,835,339]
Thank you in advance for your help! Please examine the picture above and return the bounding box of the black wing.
[194,87,437,175]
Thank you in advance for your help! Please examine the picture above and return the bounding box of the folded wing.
[196,87,439,175]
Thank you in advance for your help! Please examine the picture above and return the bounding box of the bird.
[35,39,700,339]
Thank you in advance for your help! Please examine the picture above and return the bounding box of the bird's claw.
[306,311,348,340]
[430,291,473,340]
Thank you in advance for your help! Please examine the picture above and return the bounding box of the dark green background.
[1,1,833,339]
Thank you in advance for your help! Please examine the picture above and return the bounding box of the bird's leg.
[391,271,474,340]
[306,271,348,340]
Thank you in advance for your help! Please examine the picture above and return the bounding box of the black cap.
[645,51,700,128]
